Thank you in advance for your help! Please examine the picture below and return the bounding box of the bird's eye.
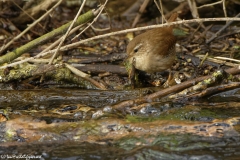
[133,43,142,53]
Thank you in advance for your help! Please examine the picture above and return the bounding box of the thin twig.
[206,12,240,43]
[65,63,107,90]
[214,56,240,63]
[90,24,110,32]
[41,24,86,54]
[199,52,209,67]
[183,82,240,100]
[48,0,87,65]
[131,0,150,28]
[197,0,222,9]
[64,63,90,78]
[187,0,199,18]
[154,0,167,23]
[159,0,167,23]
[196,55,238,67]
[222,0,227,18]
[71,0,108,41]
[154,0,161,15]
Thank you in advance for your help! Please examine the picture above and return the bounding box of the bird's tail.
[167,12,178,23]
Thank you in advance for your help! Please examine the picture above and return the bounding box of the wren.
[126,13,179,86]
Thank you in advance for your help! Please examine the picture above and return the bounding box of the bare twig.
[222,0,227,18]
[48,0,87,64]
[159,0,167,23]
[182,82,240,100]
[131,0,150,28]
[90,24,110,32]
[65,63,107,90]
[197,1,222,9]
[71,0,108,41]
[41,24,86,55]
[197,0,227,21]
[199,52,209,67]
[64,63,90,78]
[187,0,199,18]
[214,56,240,63]
[196,55,238,67]
[206,12,240,43]
[154,0,167,23]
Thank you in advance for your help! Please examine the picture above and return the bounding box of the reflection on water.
[1,135,240,159]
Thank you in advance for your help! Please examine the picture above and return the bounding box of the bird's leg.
[163,70,181,88]
[163,70,172,88]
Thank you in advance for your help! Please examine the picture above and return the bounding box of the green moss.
[5,129,15,140]
[126,115,159,123]
[126,105,220,123]
[212,70,222,78]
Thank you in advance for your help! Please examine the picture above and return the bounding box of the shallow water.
[0,88,240,160]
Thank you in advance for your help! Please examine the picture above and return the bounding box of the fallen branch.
[169,69,229,99]
[111,66,240,111]
[182,82,240,100]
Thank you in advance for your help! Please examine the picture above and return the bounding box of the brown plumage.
[126,13,178,73]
